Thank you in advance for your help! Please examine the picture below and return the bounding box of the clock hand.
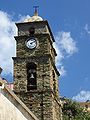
[30,41,35,44]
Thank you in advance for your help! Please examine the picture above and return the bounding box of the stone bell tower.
[13,8,62,120]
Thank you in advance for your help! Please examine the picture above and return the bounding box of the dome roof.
[24,8,43,22]
[24,15,43,22]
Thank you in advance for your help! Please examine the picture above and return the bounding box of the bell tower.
[13,9,62,120]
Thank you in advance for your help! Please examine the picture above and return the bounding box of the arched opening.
[26,62,37,90]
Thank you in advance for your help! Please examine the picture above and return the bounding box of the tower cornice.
[15,20,55,42]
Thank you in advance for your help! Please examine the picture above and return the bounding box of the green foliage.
[62,98,90,120]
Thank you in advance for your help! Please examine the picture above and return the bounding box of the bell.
[30,73,34,79]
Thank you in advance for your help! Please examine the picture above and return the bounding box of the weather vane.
[33,6,39,16]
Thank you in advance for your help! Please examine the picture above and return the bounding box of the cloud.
[0,11,30,81]
[59,66,66,76]
[55,31,78,56]
[54,31,78,76]
[72,90,90,102]
[84,24,90,34]
[17,14,30,23]
[0,10,17,75]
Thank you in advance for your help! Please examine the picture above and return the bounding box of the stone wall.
[16,90,62,120]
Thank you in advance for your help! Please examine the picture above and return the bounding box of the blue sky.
[0,0,90,102]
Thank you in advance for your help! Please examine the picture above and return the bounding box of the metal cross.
[33,6,39,15]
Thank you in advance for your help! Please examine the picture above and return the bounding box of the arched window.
[26,62,37,90]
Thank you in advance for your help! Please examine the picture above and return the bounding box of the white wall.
[0,93,28,120]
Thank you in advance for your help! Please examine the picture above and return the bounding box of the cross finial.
[33,6,39,16]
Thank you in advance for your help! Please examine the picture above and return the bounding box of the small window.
[29,27,35,35]
[27,62,37,90]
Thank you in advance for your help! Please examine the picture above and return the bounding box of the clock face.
[26,38,37,49]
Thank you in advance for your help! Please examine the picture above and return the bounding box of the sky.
[0,0,90,102]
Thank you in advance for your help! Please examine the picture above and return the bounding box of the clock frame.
[25,37,37,49]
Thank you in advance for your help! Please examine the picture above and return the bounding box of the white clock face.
[26,38,37,49]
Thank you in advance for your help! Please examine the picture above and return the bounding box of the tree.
[62,98,90,120]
